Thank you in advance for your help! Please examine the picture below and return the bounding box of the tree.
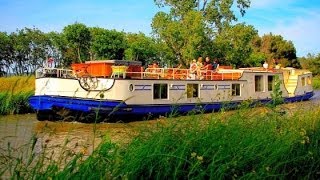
[63,23,91,62]
[125,33,159,66]
[299,53,320,75]
[90,27,127,60]
[152,10,207,66]
[47,31,69,67]
[258,33,298,67]
[9,28,50,75]
[0,32,14,76]
[154,0,250,31]
[0,28,50,75]
[0,28,51,76]
[24,28,51,73]
[214,23,258,67]
[152,0,251,66]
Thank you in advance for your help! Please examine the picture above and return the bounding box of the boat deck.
[36,66,285,81]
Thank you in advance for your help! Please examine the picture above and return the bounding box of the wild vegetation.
[300,53,320,76]
[1,104,320,179]
[0,76,34,115]
[312,76,320,89]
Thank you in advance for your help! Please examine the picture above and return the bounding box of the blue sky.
[0,0,319,57]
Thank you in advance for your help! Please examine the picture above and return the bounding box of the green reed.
[2,103,319,179]
[112,107,320,179]
[0,91,34,115]
[0,76,35,115]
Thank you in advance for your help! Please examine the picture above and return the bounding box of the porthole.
[99,93,105,99]
[129,84,134,92]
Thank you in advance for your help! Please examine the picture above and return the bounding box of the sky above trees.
[0,0,319,57]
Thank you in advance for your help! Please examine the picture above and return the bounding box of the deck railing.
[36,67,243,81]
[36,68,74,78]
[128,68,243,81]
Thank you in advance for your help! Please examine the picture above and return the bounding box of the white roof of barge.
[239,67,281,73]
[85,60,142,65]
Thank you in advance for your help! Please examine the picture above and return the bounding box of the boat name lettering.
[134,84,152,91]
[201,85,216,90]
[170,84,185,90]
[217,84,230,90]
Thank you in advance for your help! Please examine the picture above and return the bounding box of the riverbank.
[1,102,320,179]
[0,76,35,115]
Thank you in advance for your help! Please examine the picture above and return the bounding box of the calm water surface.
[0,112,160,160]
[1,91,320,155]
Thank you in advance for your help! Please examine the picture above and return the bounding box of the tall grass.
[111,107,320,179]
[312,76,320,90]
[1,105,320,179]
[0,76,35,115]
[0,76,35,93]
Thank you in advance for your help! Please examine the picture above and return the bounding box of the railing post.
[173,68,175,79]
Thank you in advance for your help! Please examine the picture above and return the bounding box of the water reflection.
[0,114,36,149]
[0,112,160,163]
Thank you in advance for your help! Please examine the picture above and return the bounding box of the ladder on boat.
[285,75,298,97]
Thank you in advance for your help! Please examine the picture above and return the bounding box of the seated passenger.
[202,56,213,70]
[212,59,219,71]
[151,61,160,73]
[152,61,159,68]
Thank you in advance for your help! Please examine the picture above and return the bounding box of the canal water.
[1,91,320,158]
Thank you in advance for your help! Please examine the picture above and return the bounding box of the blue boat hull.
[29,91,314,121]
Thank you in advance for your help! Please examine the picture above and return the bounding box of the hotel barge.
[28,60,314,121]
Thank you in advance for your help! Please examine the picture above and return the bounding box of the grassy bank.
[312,76,320,89]
[0,76,35,115]
[2,105,320,179]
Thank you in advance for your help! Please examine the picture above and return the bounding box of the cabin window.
[301,77,306,86]
[231,84,240,96]
[255,75,264,92]
[268,76,275,91]
[307,76,312,85]
[153,83,168,99]
[187,84,199,98]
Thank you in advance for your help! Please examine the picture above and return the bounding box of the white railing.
[36,68,74,78]
[35,67,243,81]
[127,68,243,80]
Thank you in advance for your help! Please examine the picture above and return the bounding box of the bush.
[312,76,320,90]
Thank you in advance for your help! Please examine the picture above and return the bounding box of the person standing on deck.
[47,57,54,68]
[201,57,213,79]
[196,57,203,79]
[189,59,197,79]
